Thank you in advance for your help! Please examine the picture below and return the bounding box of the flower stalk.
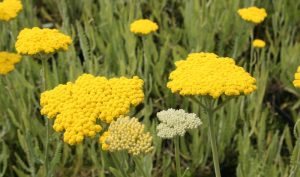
[41,57,50,177]
[174,136,182,177]
[206,99,221,177]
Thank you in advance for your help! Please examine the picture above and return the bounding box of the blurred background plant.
[0,0,300,177]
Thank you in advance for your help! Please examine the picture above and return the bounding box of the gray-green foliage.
[0,0,300,176]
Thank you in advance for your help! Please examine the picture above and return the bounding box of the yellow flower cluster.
[0,52,21,75]
[15,27,72,56]
[167,52,257,98]
[99,116,153,155]
[253,39,266,48]
[238,7,267,24]
[0,0,22,21]
[293,66,300,88]
[40,74,144,145]
[130,19,158,35]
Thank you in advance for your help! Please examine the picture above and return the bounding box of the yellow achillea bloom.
[0,52,21,75]
[15,27,72,56]
[99,116,153,155]
[167,52,257,98]
[293,66,300,88]
[0,0,22,21]
[130,19,158,35]
[40,74,144,145]
[253,39,266,48]
[238,6,267,24]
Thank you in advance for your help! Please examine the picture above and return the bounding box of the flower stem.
[111,152,130,177]
[206,100,221,177]
[42,58,50,177]
[133,156,150,177]
[142,37,148,84]
[174,136,182,177]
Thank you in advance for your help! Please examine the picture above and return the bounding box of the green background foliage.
[0,0,300,176]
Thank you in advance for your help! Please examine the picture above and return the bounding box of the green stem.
[290,122,300,177]
[42,59,50,177]
[174,136,182,177]
[142,37,148,83]
[206,101,221,177]
[111,152,130,177]
[134,156,149,177]
[249,29,254,74]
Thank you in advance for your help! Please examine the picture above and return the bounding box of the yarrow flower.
[0,52,21,75]
[252,39,266,48]
[99,116,153,155]
[167,52,257,98]
[293,66,300,88]
[15,27,72,56]
[130,19,158,35]
[238,6,267,24]
[40,74,144,145]
[156,109,202,139]
[0,0,22,21]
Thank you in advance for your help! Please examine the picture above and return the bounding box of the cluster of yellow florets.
[0,0,22,21]
[130,19,158,35]
[293,66,300,88]
[238,7,267,24]
[167,52,257,98]
[0,52,21,75]
[252,39,266,48]
[40,74,144,145]
[15,27,72,56]
[99,116,153,155]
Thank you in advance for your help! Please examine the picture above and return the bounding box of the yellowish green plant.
[167,52,256,177]
[14,27,72,177]
[157,108,202,177]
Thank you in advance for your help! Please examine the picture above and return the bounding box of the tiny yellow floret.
[40,74,144,145]
[167,52,257,98]
[293,66,300,88]
[15,27,72,56]
[99,116,153,155]
[130,19,158,35]
[0,0,22,21]
[238,6,267,24]
[253,39,266,48]
[0,52,21,75]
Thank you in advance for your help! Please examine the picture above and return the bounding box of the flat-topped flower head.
[15,27,72,56]
[0,0,22,21]
[167,52,257,98]
[293,66,300,88]
[0,52,21,75]
[253,39,266,48]
[99,116,153,155]
[40,74,144,145]
[156,109,202,139]
[130,19,158,35]
[238,6,267,24]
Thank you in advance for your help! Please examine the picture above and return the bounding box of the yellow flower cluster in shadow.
[253,39,266,48]
[40,74,144,145]
[167,52,257,98]
[15,27,72,56]
[130,19,158,35]
[0,52,21,75]
[238,6,267,24]
[0,0,22,21]
[99,116,153,155]
[293,66,300,88]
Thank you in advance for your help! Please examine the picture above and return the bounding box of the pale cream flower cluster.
[157,109,202,139]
